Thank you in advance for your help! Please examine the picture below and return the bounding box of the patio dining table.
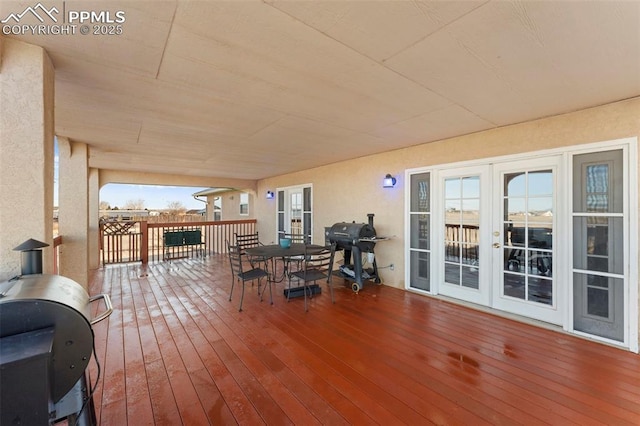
[244,243,329,297]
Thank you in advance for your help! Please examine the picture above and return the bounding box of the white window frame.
[239,193,249,216]
[275,183,313,243]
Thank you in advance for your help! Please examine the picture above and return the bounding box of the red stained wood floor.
[87,255,640,425]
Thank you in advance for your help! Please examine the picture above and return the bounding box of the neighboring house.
[185,209,206,217]
[192,188,253,222]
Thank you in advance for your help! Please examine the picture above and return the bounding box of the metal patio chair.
[289,246,334,312]
[227,241,270,312]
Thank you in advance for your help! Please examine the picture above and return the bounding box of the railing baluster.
[100,219,256,265]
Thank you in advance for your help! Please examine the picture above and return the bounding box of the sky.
[99,184,208,210]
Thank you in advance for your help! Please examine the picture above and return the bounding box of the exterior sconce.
[383,174,397,188]
[266,191,275,199]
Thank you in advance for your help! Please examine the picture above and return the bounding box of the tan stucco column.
[58,137,90,287]
[0,38,55,281]
[88,168,100,270]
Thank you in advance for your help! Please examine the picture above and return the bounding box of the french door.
[432,156,562,324]
[492,157,562,324]
[438,166,491,306]
[277,185,312,243]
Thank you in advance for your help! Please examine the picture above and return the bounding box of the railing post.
[140,221,149,264]
[53,235,62,274]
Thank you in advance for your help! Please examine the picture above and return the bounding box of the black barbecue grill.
[0,273,112,425]
[327,214,383,292]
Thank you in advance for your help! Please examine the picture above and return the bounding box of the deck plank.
[88,256,640,425]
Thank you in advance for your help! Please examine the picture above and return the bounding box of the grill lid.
[328,222,376,242]
[327,222,377,252]
[0,274,94,402]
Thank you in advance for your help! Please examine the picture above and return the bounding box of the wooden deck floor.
[87,255,640,425]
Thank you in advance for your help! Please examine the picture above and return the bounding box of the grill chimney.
[13,238,49,275]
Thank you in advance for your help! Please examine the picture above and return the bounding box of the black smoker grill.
[0,274,112,425]
[327,213,382,292]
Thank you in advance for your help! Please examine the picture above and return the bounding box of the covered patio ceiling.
[2,0,639,180]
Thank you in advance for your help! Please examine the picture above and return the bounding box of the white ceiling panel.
[269,0,484,61]
[1,0,638,180]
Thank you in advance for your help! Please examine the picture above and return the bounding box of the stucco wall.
[219,191,256,221]
[0,38,54,281]
[255,98,640,291]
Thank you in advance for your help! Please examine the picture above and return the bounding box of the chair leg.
[238,281,245,312]
[303,282,308,312]
[229,278,235,301]
[328,278,335,304]
[267,279,273,305]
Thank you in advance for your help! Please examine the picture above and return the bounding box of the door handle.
[493,242,501,248]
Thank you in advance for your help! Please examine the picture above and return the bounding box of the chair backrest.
[227,241,244,275]
[304,248,332,271]
[283,233,309,244]
[235,232,262,253]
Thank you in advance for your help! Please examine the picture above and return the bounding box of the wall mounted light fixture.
[266,190,275,199]
[383,174,397,188]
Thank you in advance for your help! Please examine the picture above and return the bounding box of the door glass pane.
[528,197,552,215]
[444,175,481,289]
[462,199,480,224]
[587,275,611,319]
[528,277,552,305]
[528,170,553,196]
[462,176,480,198]
[445,178,461,198]
[505,172,526,196]
[529,225,553,250]
[505,198,526,220]
[573,151,623,213]
[572,217,623,274]
[529,250,552,277]
[573,273,623,341]
[505,247,525,273]
[290,193,302,234]
[461,265,479,289]
[277,190,285,210]
[303,187,311,211]
[461,244,479,265]
[410,173,430,212]
[504,222,526,246]
[446,243,460,262]
[502,169,554,306]
[504,273,525,299]
[410,251,430,291]
[445,263,460,285]
[303,213,311,243]
[302,187,312,242]
[410,214,430,250]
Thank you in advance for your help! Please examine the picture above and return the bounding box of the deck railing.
[100,219,256,265]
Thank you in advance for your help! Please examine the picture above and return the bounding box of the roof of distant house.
[192,187,234,197]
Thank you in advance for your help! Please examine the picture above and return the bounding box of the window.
[408,172,431,291]
[239,193,249,215]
